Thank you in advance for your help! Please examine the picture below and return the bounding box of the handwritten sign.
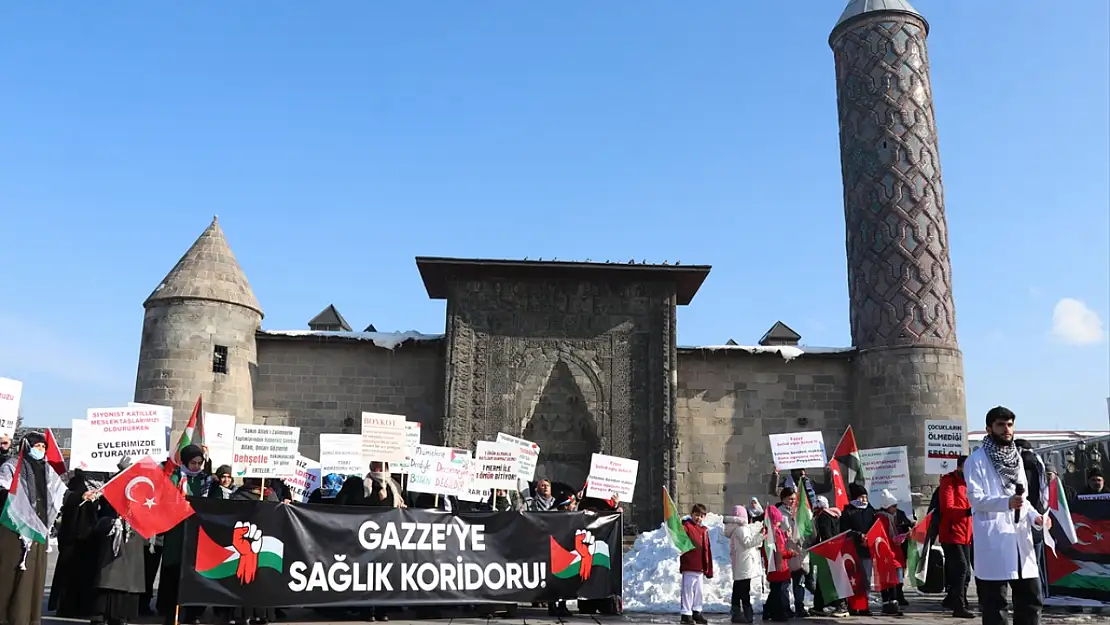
[406,444,472,497]
[458,460,490,503]
[860,446,913,515]
[397,421,422,474]
[473,441,520,490]
[924,420,966,474]
[232,424,300,478]
[586,453,638,502]
[360,412,406,464]
[319,434,365,476]
[286,455,322,503]
[495,432,540,481]
[0,378,21,439]
[768,431,828,471]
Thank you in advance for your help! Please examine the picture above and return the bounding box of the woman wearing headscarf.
[724,505,763,624]
[365,462,405,508]
[157,444,213,625]
[0,433,67,625]
[49,468,104,618]
[207,465,235,499]
[210,478,278,625]
[88,457,147,625]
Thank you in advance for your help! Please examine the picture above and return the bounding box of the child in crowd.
[724,505,764,623]
[762,504,795,622]
[679,504,713,624]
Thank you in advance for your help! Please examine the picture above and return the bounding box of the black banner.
[179,499,623,607]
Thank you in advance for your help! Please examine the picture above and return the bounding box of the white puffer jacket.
[724,515,765,581]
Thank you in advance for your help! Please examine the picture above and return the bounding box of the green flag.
[663,487,695,553]
[795,491,814,540]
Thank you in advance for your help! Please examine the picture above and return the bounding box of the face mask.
[29,448,45,461]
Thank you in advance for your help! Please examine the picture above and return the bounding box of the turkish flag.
[866,521,902,591]
[1071,514,1110,555]
[101,458,195,540]
[828,458,849,509]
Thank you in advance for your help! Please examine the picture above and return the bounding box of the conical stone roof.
[144,217,263,316]
[834,0,925,30]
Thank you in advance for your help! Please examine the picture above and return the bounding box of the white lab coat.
[965,446,1046,581]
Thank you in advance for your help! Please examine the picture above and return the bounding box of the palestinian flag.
[0,442,66,544]
[809,531,867,605]
[1048,475,1078,545]
[663,487,695,553]
[905,512,933,586]
[832,426,866,488]
[763,512,778,573]
[168,395,204,473]
[795,487,814,540]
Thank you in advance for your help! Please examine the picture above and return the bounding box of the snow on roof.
[678,344,854,362]
[258,329,443,350]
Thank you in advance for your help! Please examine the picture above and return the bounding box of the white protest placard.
[286,455,322,503]
[768,431,828,471]
[127,402,174,429]
[473,441,520,491]
[360,412,407,464]
[924,420,966,475]
[496,432,540,481]
[0,378,23,439]
[232,424,300,478]
[83,407,169,472]
[860,445,913,516]
[406,444,472,497]
[319,434,365,476]
[68,419,93,470]
[458,460,490,503]
[586,453,639,502]
[203,413,236,470]
[398,421,422,474]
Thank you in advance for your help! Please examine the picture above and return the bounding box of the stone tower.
[134,217,263,433]
[829,0,966,494]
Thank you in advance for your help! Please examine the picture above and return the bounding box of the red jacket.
[938,470,972,545]
[678,518,714,578]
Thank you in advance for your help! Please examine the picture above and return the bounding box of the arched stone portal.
[522,359,601,488]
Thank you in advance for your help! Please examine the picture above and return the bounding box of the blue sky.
[1,1,1107,431]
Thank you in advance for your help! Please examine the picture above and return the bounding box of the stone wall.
[134,299,261,433]
[252,336,445,462]
[674,349,855,512]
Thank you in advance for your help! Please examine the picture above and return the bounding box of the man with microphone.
[964,406,1051,625]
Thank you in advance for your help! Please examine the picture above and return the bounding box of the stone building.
[133,0,966,532]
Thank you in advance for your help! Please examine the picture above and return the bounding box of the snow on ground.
[623,514,767,614]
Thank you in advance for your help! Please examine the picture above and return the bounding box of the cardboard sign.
[473,441,520,490]
[586,453,638,502]
[769,431,828,471]
[406,444,472,497]
[81,407,169,472]
[319,434,365,477]
[860,445,913,516]
[360,412,407,464]
[0,378,22,439]
[232,424,300,478]
[495,432,540,481]
[924,420,966,474]
[286,455,322,503]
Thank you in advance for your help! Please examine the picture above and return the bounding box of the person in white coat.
[965,406,1052,625]
[724,505,764,624]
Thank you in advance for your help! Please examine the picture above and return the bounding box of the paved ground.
[40,550,1104,625]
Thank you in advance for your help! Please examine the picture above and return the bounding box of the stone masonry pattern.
[832,14,958,350]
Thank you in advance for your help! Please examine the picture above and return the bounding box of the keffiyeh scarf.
[982,435,1021,488]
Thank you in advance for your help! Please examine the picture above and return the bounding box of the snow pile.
[260,330,444,350]
[685,345,854,361]
[623,514,765,614]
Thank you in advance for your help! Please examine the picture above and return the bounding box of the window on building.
[213,345,229,374]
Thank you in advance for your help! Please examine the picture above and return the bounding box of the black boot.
[743,604,754,624]
[693,611,708,624]
[680,615,693,624]
[896,585,909,606]
[882,602,903,616]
